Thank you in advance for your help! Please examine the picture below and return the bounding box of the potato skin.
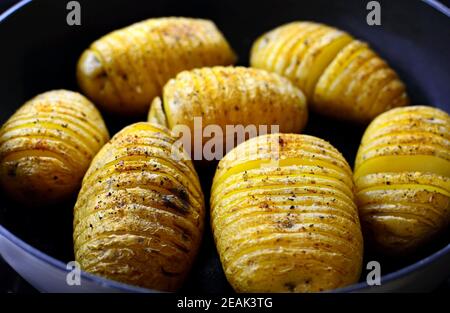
[150,66,308,155]
[250,22,409,123]
[0,90,109,205]
[73,122,205,291]
[354,106,450,254]
[77,17,236,116]
[211,134,363,292]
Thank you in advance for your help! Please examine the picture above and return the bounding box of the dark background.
[0,0,449,293]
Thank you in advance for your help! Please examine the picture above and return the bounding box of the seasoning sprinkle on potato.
[251,21,409,123]
[354,106,450,254]
[73,122,205,291]
[211,134,363,292]
[0,90,109,205]
[78,17,236,116]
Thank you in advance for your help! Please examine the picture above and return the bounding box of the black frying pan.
[0,0,449,292]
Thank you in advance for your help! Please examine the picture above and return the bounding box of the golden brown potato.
[77,17,236,116]
[149,66,308,158]
[354,106,450,254]
[0,90,109,205]
[211,133,363,292]
[250,22,409,123]
[73,122,205,291]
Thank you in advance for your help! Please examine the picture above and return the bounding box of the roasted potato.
[78,17,236,116]
[0,90,109,205]
[211,133,363,292]
[250,22,409,123]
[354,106,450,254]
[73,122,205,291]
[148,66,308,157]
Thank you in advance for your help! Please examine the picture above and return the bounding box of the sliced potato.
[78,17,236,116]
[211,133,363,292]
[149,66,308,157]
[0,90,109,205]
[354,106,450,254]
[250,22,409,123]
[73,122,205,291]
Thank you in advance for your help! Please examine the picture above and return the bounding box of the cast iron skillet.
[0,0,449,293]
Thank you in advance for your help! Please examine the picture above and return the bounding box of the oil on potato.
[73,122,205,291]
[0,90,109,206]
[77,17,236,116]
[251,22,409,123]
[211,133,363,292]
[354,106,450,254]
[148,66,308,157]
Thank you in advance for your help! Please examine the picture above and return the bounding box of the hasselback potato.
[0,90,109,205]
[211,134,363,292]
[77,17,236,116]
[250,22,409,123]
[73,122,205,291]
[149,66,308,157]
[354,106,450,254]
